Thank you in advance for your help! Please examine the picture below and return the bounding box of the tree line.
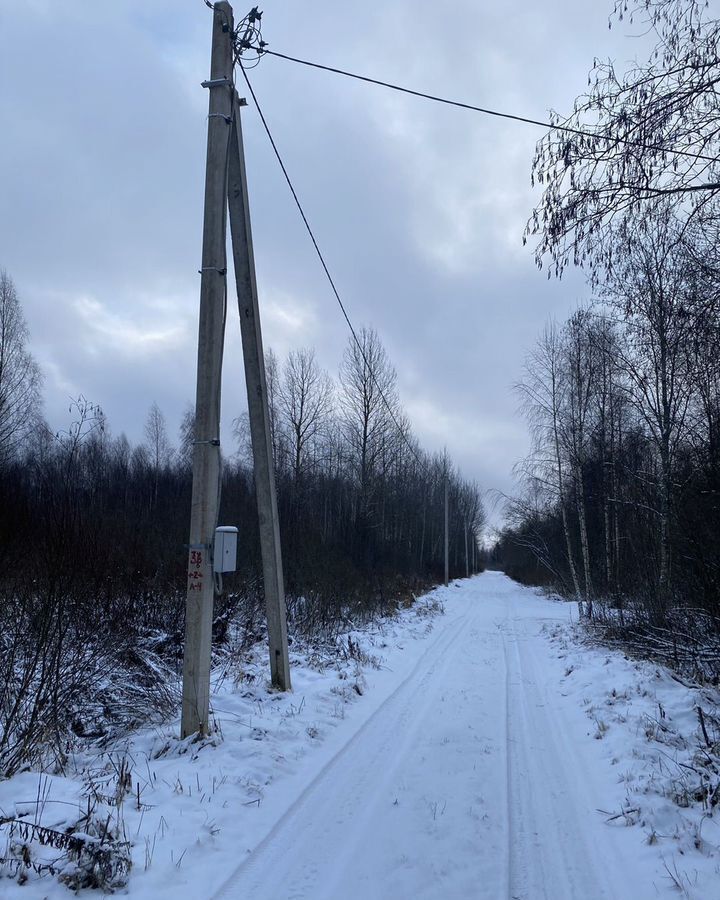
[0,269,484,773]
[498,210,720,619]
[495,0,720,675]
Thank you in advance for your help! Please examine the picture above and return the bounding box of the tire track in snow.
[499,610,522,900]
[503,613,632,900]
[211,600,476,900]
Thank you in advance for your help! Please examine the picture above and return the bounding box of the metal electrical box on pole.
[181,2,234,739]
[214,526,239,573]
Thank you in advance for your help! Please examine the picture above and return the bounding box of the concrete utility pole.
[227,90,291,691]
[464,520,469,579]
[444,474,449,587]
[181,2,234,739]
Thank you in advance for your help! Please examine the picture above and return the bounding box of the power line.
[200,2,717,165]
[261,48,717,166]
[237,63,426,471]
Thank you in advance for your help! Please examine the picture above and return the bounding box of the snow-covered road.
[211,572,659,900]
[5,572,715,898]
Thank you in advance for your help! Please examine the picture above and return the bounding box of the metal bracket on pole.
[201,77,233,89]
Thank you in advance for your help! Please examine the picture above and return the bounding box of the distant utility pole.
[227,88,291,691]
[181,1,234,738]
[464,520,469,579]
[444,474,449,587]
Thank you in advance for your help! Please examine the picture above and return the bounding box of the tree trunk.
[575,472,593,618]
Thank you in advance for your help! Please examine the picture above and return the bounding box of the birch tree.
[0,271,41,467]
[144,402,172,508]
[590,315,626,593]
[600,213,701,599]
[278,348,333,483]
[339,327,400,496]
[515,323,584,612]
[563,310,597,610]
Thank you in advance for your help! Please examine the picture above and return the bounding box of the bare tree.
[177,403,196,473]
[0,271,42,467]
[528,0,720,279]
[599,213,703,598]
[144,402,172,507]
[563,309,598,610]
[515,322,584,612]
[339,327,400,495]
[264,347,286,473]
[689,303,720,465]
[457,478,485,578]
[590,315,626,593]
[277,348,333,483]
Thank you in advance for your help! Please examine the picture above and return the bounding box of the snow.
[1,572,719,898]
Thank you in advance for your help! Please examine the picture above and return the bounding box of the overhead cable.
[261,49,716,166]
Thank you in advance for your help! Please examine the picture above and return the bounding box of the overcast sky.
[0,0,636,531]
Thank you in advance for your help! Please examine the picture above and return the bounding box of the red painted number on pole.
[188,548,204,592]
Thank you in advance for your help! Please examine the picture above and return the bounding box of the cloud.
[0,0,633,528]
[261,288,319,355]
[73,296,187,358]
